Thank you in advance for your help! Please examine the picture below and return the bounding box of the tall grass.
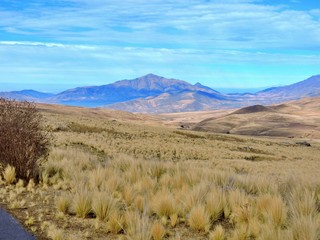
[188,205,210,232]
[73,190,92,218]
[92,192,117,221]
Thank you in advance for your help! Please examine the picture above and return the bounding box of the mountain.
[49,73,221,107]
[256,75,320,100]
[12,90,54,99]
[106,74,320,113]
[1,74,320,113]
[0,90,54,101]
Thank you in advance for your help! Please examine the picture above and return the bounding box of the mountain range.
[1,73,319,113]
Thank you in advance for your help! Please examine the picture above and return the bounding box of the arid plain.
[0,98,320,239]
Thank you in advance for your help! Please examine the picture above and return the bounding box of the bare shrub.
[0,98,50,181]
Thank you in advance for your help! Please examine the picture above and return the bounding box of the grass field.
[0,104,319,239]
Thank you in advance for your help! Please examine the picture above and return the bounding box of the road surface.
[0,208,36,240]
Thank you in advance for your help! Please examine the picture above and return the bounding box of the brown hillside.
[192,97,320,139]
[233,105,273,114]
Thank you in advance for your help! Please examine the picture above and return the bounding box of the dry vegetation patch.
[0,104,319,239]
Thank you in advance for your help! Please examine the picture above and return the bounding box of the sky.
[0,0,320,93]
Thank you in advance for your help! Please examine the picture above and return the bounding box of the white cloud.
[0,0,319,50]
[0,0,319,90]
[0,41,96,50]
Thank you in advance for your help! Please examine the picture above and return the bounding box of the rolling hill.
[106,89,234,113]
[192,97,320,138]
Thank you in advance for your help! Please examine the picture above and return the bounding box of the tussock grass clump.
[256,194,274,221]
[209,225,226,240]
[252,194,288,228]
[188,205,210,232]
[27,179,36,191]
[228,189,248,212]
[3,165,16,185]
[134,195,146,213]
[125,211,152,240]
[73,190,92,218]
[257,224,286,240]
[151,222,166,240]
[232,203,253,225]
[89,166,107,190]
[47,224,65,240]
[205,188,226,222]
[170,213,179,227]
[256,194,287,227]
[151,191,176,218]
[92,192,117,221]
[148,162,167,180]
[291,216,319,240]
[42,162,64,184]
[229,224,250,240]
[290,188,317,218]
[107,211,125,234]
[269,196,287,228]
[104,174,123,193]
[122,186,136,207]
[16,179,25,188]
[184,184,208,211]
[56,195,71,214]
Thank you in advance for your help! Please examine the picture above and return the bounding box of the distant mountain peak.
[143,73,163,78]
[113,74,193,91]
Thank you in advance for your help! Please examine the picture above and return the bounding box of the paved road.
[0,208,36,240]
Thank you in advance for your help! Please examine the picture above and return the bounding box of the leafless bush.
[0,98,50,181]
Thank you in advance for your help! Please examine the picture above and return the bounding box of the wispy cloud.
[1,0,319,49]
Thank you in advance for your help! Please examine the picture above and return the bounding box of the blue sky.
[0,0,319,93]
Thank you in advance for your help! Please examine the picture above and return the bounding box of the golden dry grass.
[0,103,319,239]
[3,165,16,185]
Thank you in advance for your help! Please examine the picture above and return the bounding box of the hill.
[107,90,233,113]
[192,97,320,138]
[232,105,273,114]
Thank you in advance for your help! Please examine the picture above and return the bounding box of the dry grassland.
[0,104,320,239]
